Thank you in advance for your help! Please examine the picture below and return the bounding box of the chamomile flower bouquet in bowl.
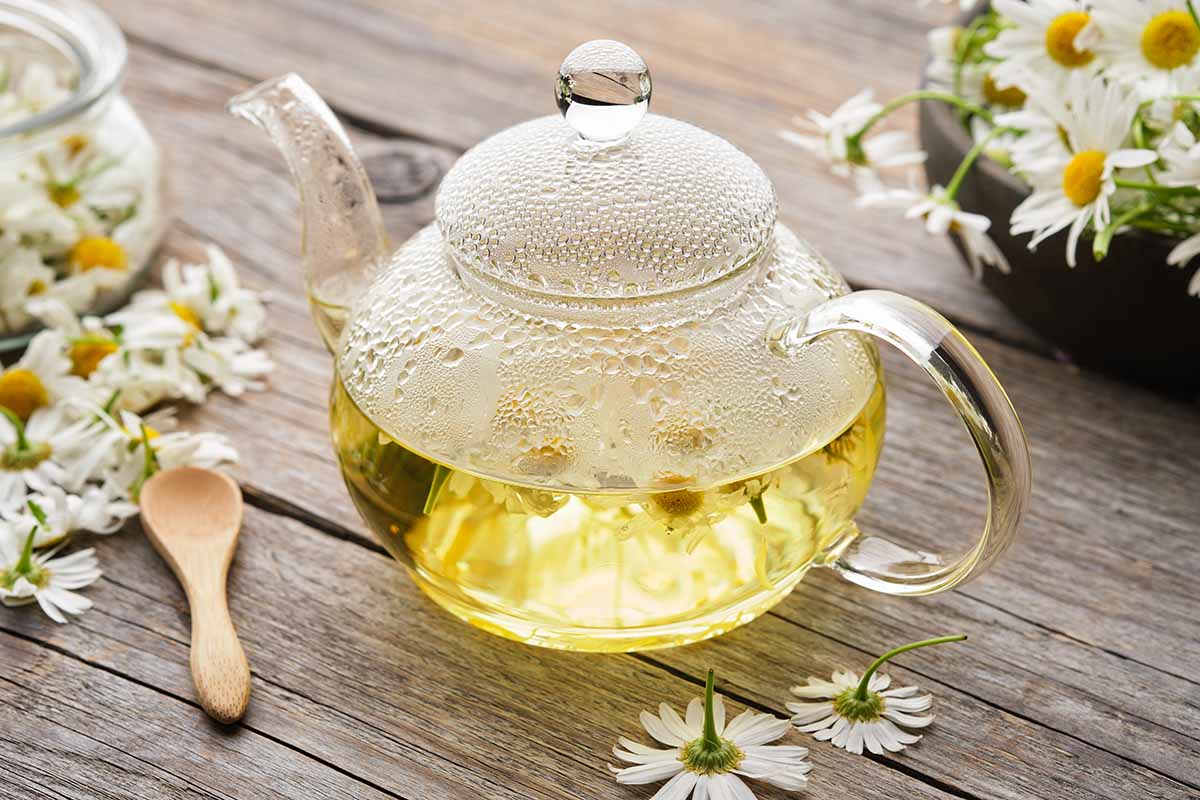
[785,0,1200,391]
[0,0,166,351]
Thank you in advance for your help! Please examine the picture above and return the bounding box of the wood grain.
[1,2,1197,799]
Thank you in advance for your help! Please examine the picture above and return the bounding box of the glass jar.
[0,0,166,349]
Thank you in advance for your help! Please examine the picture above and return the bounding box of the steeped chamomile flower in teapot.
[230,41,1031,652]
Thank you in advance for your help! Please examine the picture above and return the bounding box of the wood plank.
[0,632,401,800]
[0,506,959,800]
[97,0,1046,350]
[111,31,1200,776]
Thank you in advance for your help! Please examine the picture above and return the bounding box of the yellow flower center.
[653,489,703,517]
[48,183,80,208]
[170,301,202,329]
[1141,10,1200,69]
[0,369,50,421]
[1045,12,1095,67]
[62,133,89,157]
[1062,150,1107,206]
[69,338,119,377]
[27,279,47,295]
[982,73,1027,107]
[71,237,128,273]
[650,471,703,517]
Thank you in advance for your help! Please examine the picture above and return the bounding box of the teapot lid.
[435,40,777,300]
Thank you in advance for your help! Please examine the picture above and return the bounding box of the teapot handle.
[767,290,1032,595]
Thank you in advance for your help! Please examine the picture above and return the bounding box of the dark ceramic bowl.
[918,50,1200,392]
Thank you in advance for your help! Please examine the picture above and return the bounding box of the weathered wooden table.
[3,2,1198,798]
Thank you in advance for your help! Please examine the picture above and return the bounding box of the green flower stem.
[129,423,161,502]
[13,526,37,577]
[952,16,989,101]
[1188,0,1200,30]
[847,90,996,159]
[943,126,1018,202]
[702,668,719,747]
[0,406,29,451]
[854,635,967,701]
[1131,217,1200,234]
[1094,202,1154,261]
[27,499,47,528]
[141,424,159,474]
[1135,94,1200,118]
[423,464,452,515]
[1114,179,1200,196]
[102,389,121,415]
[749,494,768,525]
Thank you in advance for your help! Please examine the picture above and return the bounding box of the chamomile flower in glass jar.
[0,0,166,349]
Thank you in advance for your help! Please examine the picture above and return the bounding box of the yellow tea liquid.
[331,377,885,651]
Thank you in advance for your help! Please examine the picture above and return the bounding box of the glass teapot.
[229,41,1031,652]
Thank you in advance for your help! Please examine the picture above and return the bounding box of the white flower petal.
[614,759,685,785]
[1108,149,1157,169]
[728,714,791,747]
[658,703,694,743]
[649,770,697,800]
[641,710,689,746]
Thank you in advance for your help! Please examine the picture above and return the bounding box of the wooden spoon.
[140,467,251,724]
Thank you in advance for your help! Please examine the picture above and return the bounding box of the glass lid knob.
[555,40,651,142]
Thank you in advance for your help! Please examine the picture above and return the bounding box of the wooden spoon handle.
[188,579,251,724]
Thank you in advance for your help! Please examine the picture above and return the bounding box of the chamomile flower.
[994,79,1077,178]
[927,25,1029,118]
[105,408,238,500]
[611,670,812,798]
[206,245,269,343]
[125,247,269,343]
[623,471,745,553]
[780,90,927,178]
[1091,0,1200,96]
[182,335,274,398]
[986,0,1104,94]
[0,403,91,511]
[4,485,137,548]
[0,328,91,420]
[1009,74,1158,266]
[0,513,101,624]
[857,179,1011,279]
[788,635,965,755]
[0,61,71,126]
[925,25,966,92]
[1156,120,1200,186]
[0,244,55,333]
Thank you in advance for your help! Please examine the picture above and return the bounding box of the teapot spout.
[227,74,387,352]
